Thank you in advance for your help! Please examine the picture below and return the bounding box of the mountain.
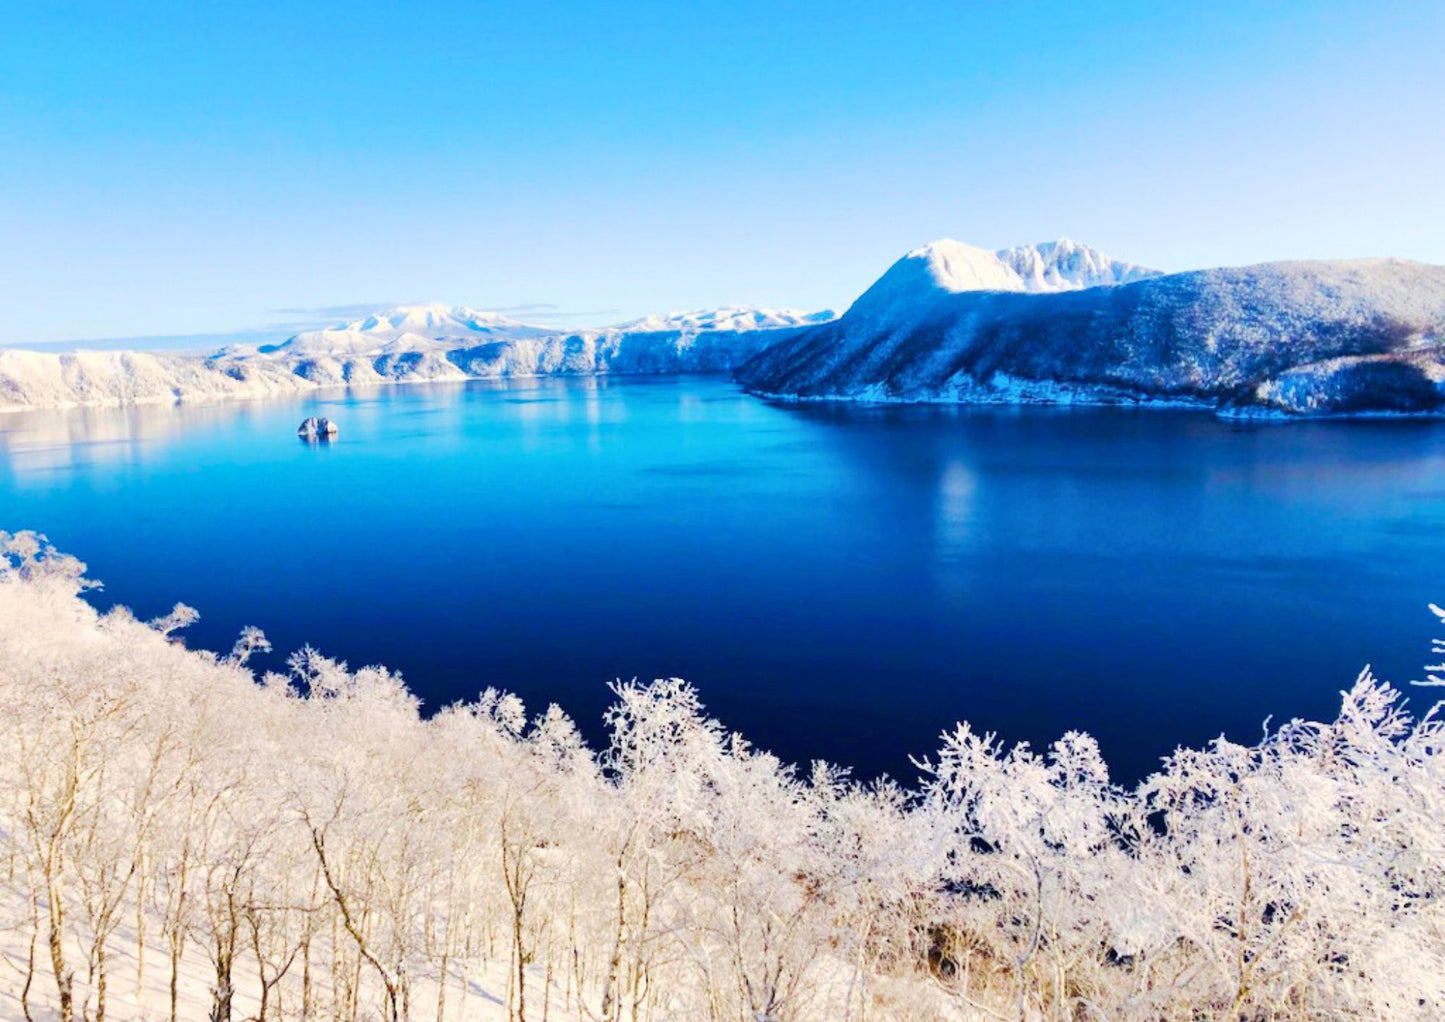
[442,306,835,379]
[219,303,562,386]
[0,303,834,411]
[736,248,1445,416]
[336,302,554,341]
[842,238,1159,327]
[10,244,1445,417]
[0,347,316,410]
[997,238,1160,291]
[612,307,835,334]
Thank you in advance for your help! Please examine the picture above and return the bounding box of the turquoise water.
[3,375,1444,782]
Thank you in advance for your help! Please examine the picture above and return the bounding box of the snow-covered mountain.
[612,307,836,334]
[997,238,1160,291]
[336,302,554,341]
[0,347,317,410]
[843,238,1159,325]
[738,246,1445,416]
[441,306,835,379]
[10,241,1445,417]
[0,303,834,411]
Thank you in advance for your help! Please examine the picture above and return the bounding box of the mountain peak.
[904,239,1027,294]
[997,240,1160,291]
[845,240,1022,321]
[335,303,549,342]
[846,237,1161,322]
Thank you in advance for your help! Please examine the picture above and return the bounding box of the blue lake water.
[3,375,1444,783]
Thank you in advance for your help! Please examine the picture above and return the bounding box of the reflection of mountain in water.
[0,401,259,477]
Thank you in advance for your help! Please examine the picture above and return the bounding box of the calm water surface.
[3,376,1444,782]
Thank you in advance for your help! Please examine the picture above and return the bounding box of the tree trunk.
[210,943,234,1022]
[48,901,74,1022]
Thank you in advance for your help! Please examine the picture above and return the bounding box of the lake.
[3,375,1444,783]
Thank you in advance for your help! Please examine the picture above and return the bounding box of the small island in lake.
[297,415,338,440]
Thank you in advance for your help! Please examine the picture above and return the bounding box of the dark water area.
[3,375,1444,784]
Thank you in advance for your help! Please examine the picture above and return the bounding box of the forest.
[2,529,1442,1021]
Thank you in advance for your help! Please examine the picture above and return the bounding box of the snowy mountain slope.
[737,252,1445,416]
[0,304,833,411]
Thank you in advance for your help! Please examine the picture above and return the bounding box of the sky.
[2,0,1442,347]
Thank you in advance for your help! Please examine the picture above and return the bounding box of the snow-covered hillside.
[0,304,832,412]
[4,530,1445,1021]
[738,245,1445,416]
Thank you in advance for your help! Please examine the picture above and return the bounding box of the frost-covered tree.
[2,529,1444,1021]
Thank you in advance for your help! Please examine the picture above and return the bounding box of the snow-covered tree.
[2,530,1443,1021]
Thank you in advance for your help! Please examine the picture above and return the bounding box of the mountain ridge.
[737,252,1445,416]
[6,241,1445,416]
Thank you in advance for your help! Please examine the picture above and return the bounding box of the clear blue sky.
[3,0,1442,345]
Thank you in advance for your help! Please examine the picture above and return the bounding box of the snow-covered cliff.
[737,243,1445,416]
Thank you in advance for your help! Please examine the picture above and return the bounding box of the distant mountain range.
[3,240,1444,416]
[0,303,834,409]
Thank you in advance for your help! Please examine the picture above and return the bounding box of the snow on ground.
[0,884,548,1022]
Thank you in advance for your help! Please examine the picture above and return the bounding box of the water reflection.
[935,460,976,559]
[0,401,258,478]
